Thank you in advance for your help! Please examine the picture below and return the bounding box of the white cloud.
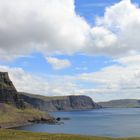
[75,54,140,101]
[0,0,89,60]
[0,0,140,101]
[117,55,140,65]
[46,57,71,70]
[89,0,140,56]
[1,58,140,102]
[1,0,140,60]
[0,65,77,96]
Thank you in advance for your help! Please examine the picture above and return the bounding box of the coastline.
[0,122,33,129]
[0,118,57,129]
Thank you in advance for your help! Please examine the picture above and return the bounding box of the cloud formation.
[0,0,89,60]
[90,0,140,56]
[1,54,140,102]
[0,0,140,60]
[46,57,71,70]
[0,0,140,101]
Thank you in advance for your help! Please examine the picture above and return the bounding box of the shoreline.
[0,117,57,129]
[0,121,33,129]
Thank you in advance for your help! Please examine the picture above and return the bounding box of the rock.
[0,72,25,109]
[56,117,61,121]
[28,117,56,124]
[19,93,101,112]
[0,71,101,112]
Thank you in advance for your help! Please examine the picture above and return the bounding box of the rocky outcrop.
[19,92,101,112]
[0,72,25,108]
[0,72,57,128]
[0,103,55,129]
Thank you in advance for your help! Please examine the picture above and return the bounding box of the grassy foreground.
[0,103,51,128]
[0,129,140,140]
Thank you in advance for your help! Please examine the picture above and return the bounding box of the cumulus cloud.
[0,0,140,101]
[0,0,90,60]
[76,54,140,101]
[1,0,140,60]
[46,57,71,70]
[90,0,140,56]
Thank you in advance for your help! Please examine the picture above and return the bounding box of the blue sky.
[0,0,140,101]
[1,0,139,76]
[0,0,122,75]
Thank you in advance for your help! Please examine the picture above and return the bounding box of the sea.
[15,108,140,138]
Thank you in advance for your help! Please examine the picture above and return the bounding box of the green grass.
[0,103,51,128]
[0,129,140,140]
[20,92,72,101]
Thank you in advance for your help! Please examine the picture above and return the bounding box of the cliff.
[19,92,101,112]
[0,72,101,112]
[0,72,55,128]
[98,99,140,108]
[0,72,25,108]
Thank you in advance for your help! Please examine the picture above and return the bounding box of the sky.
[0,0,140,101]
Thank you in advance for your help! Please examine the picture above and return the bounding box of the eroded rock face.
[0,72,25,108]
[20,93,101,112]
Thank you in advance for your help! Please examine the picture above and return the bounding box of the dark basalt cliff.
[19,92,101,112]
[0,71,101,112]
[0,72,25,108]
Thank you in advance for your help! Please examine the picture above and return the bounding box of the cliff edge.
[19,93,101,112]
[0,72,25,108]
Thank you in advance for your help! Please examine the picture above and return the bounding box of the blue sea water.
[16,108,140,137]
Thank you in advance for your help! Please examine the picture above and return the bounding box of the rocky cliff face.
[0,72,25,108]
[19,93,101,112]
[0,71,101,111]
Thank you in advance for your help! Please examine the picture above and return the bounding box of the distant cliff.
[98,99,140,108]
[0,72,25,108]
[0,71,101,112]
[19,92,101,112]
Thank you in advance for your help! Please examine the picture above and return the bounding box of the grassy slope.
[20,92,72,101]
[0,129,140,140]
[98,99,140,108]
[0,103,51,128]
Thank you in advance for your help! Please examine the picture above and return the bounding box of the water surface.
[16,108,140,137]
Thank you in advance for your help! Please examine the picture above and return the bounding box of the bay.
[16,108,140,137]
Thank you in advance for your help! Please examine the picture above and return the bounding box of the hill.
[0,103,53,128]
[19,92,101,112]
[98,99,140,108]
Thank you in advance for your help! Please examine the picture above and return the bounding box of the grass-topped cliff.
[19,92,101,112]
[0,72,54,128]
[0,71,100,128]
[0,103,53,128]
[98,99,140,108]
